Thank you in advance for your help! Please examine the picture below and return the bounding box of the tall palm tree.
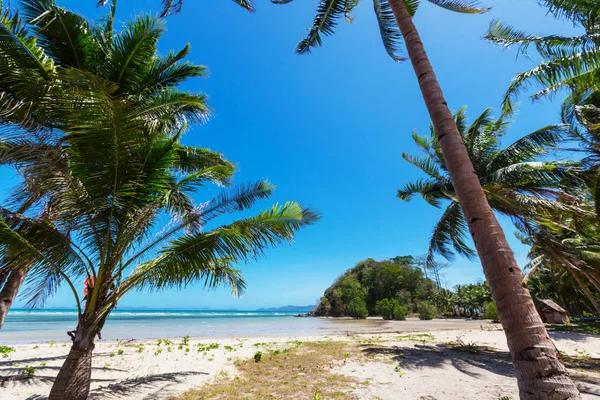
[0,4,319,400]
[289,0,581,395]
[395,103,581,396]
[398,106,580,264]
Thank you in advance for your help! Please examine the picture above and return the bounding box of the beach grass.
[169,341,366,400]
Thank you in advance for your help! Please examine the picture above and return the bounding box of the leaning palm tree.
[398,106,580,264]
[294,1,581,396]
[397,105,582,396]
[0,4,319,400]
[484,0,600,118]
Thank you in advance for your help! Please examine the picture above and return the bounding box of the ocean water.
[0,309,385,344]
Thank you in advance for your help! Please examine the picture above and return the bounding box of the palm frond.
[296,0,346,54]
[426,0,489,14]
[159,0,184,17]
[21,0,93,69]
[373,0,405,61]
[426,201,476,264]
[397,178,451,207]
[486,124,566,172]
[401,152,445,179]
[123,202,319,296]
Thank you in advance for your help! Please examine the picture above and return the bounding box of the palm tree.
[395,103,580,395]
[484,0,600,118]
[0,4,319,400]
[281,0,581,394]
[398,106,580,263]
[0,0,208,325]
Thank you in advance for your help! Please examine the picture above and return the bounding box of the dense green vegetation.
[313,256,434,318]
[314,256,497,320]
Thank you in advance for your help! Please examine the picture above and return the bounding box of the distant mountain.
[255,305,316,312]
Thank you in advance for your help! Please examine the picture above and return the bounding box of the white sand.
[1,319,599,399]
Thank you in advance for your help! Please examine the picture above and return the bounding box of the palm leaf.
[426,201,476,264]
[486,125,566,173]
[397,178,451,207]
[296,0,346,54]
[373,0,405,61]
[122,202,319,295]
[21,0,93,69]
[426,0,489,14]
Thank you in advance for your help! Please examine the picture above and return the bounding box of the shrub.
[484,301,499,322]
[393,305,407,321]
[22,365,35,377]
[347,297,369,319]
[254,351,262,363]
[376,298,400,320]
[0,346,15,358]
[418,301,437,320]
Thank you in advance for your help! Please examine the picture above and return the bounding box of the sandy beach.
[1,319,599,399]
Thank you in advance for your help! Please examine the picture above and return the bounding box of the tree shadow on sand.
[360,342,600,397]
[0,351,116,367]
[361,342,515,379]
[88,371,209,399]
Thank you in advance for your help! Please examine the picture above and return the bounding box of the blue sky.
[3,0,581,309]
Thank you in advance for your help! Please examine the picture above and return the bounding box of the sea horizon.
[0,307,370,345]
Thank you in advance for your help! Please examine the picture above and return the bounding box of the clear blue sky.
[3,0,580,309]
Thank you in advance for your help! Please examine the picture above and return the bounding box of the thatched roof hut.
[537,299,569,324]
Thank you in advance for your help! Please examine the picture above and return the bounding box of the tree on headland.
[0,3,319,399]
[314,257,436,318]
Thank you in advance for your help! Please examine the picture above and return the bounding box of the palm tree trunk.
[0,267,30,329]
[48,324,97,400]
[387,1,580,398]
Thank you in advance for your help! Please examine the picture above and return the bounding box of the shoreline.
[1,319,599,399]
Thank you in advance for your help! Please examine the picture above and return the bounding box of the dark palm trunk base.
[49,328,96,400]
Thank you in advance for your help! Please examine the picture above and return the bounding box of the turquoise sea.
[0,309,383,344]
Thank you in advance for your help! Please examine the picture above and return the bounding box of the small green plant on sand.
[109,352,115,357]
[48,340,55,347]
[40,362,47,367]
[224,345,234,352]
[117,349,124,355]
[137,344,145,353]
[254,351,262,363]
[0,346,15,358]
[182,335,190,346]
[22,365,36,377]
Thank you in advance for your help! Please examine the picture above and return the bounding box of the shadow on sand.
[360,342,600,397]
[16,371,208,400]
[88,371,208,399]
